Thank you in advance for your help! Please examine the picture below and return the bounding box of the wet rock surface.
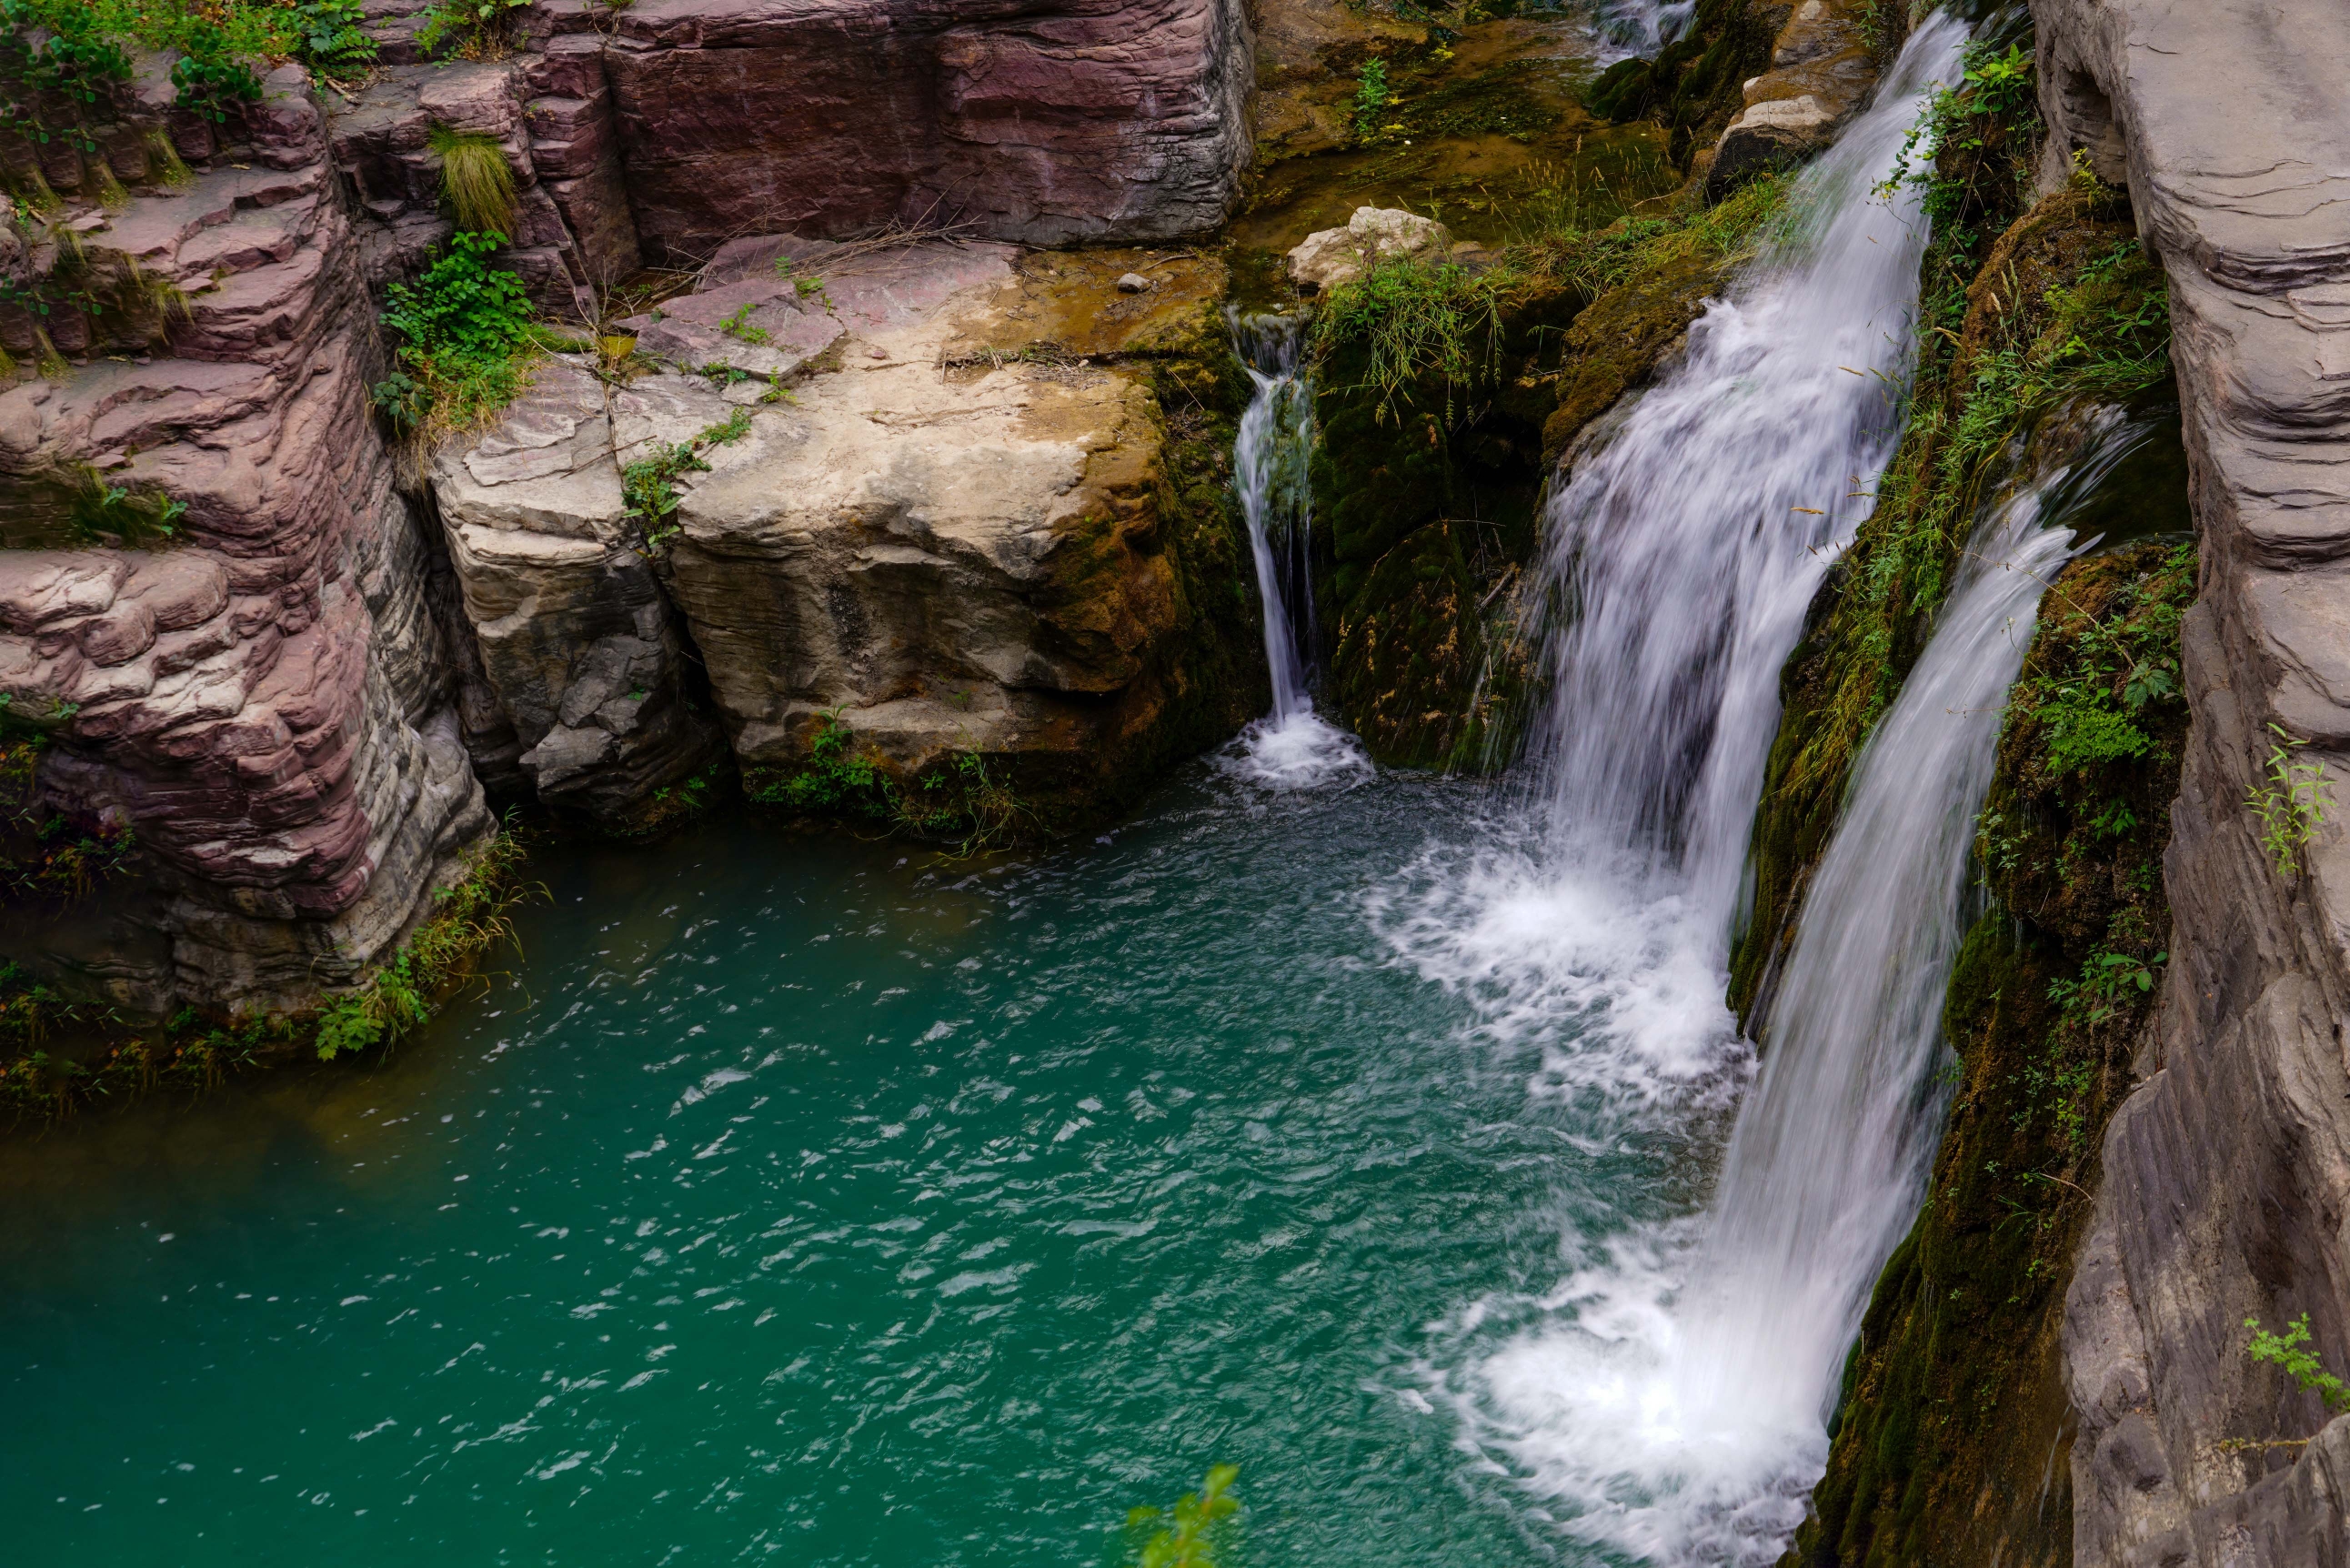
[2034,0,2350,1562]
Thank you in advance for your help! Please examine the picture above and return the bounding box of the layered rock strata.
[338,0,1255,299]
[0,68,488,1016]
[2035,0,2350,1561]
[437,236,1258,820]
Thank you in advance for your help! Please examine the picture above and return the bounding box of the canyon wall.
[2036,1,2350,1560]
[336,0,1256,302]
[0,0,1260,1026]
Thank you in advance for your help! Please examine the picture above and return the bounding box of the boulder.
[1284,207,1454,292]
[434,235,1254,819]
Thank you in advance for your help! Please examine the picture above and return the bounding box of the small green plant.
[2245,1313,2350,1413]
[375,228,536,437]
[719,301,770,347]
[427,125,517,237]
[65,468,187,545]
[1351,58,1391,143]
[2048,949,2166,1029]
[620,407,753,548]
[1120,1465,1240,1568]
[2246,722,2332,877]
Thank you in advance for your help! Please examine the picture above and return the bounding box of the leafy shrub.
[1119,1466,1240,1568]
[2245,1314,2350,1414]
[375,228,535,436]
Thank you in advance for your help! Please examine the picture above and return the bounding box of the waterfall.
[1469,424,2118,1568]
[1662,415,2146,1494]
[1590,0,1697,56]
[1522,15,1967,916]
[1383,14,2049,1563]
[1222,315,1371,789]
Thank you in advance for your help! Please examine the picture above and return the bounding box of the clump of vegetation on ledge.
[0,826,533,1122]
[373,228,537,440]
[313,828,533,1060]
[745,709,1036,856]
[0,714,136,906]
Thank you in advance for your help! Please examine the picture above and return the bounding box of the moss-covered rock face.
[1296,167,1793,769]
[1305,264,1570,769]
[1583,0,1792,167]
[1796,540,2193,1568]
[1732,33,2169,1018]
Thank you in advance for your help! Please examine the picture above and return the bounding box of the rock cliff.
[0,0,1261,1033]
[2033,1,2350,1561]
[0,65,488,1019]
[334,0,1256,301]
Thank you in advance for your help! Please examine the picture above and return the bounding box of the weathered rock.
[435,236,1256,819]
[0,65,489,1016]
[1706,0,1878,200]
[427,358,728,826]
[2033,1,2350,1563]
[1284,206,1453,292]
[334,0,1256,292]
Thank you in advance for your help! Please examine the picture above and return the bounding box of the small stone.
[1116,273,1152,294]
[869,347,889,359]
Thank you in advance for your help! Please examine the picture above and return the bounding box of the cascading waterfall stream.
[1223,314,1371,788]
[1667,414,2148,1467]
[1524,15,1967,914]
[1382,14,2081,1564]
[1457,404,2144,1563]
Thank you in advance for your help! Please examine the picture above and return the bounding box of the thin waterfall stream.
[1223,314,1371,788]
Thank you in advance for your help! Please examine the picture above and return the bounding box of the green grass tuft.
[427,125,517,238]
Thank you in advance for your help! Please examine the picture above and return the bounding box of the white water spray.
[1223,316,1371,789]
[1524,17,1966,914]
[1589,0,1697,57]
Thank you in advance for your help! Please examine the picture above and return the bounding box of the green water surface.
[1,769,1692,1566]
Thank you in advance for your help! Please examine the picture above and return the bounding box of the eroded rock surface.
[2035,1,2350,1561]
[338,0,1255,294]
[0,67,489,1015]
[437,237,1254,818]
